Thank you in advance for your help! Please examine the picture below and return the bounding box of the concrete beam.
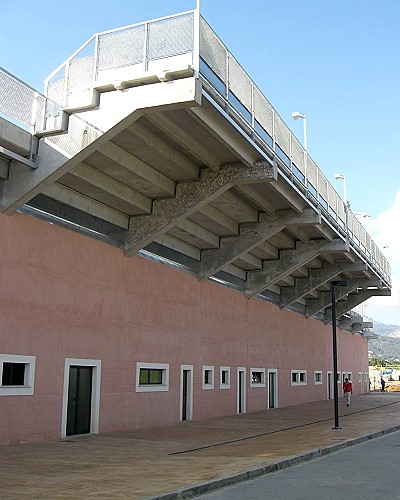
[0,117,32,157]
[199,208,320,280]
[173,219,220,248]
[245,239,347,298]
[145,113,221,172]
[1,77,201,214]
[280,261,370,309]
[351,321,374,334]
[127,122,199,179]
[124,160,277,256]
[0,157,9,179]
[98,142,176,196]
[338,314,363,330]
[306,278,383,318]
[196,205,238,234]
[42,182,129,228]
[67,162,153,214]
[326,288,391,322]
[270,179,305,213]
[189,105,261,168]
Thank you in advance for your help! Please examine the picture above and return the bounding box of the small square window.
[0,355,36,396]
[2,363,26,386]
[250,368,266,387]
[202,366,214,389]
[220,367,230,389]
[314,371,322,384]
[291,370,307,386]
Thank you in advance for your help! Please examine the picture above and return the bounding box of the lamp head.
[331,279,348,287]
[335,173,345,180]
[292,111,305,121]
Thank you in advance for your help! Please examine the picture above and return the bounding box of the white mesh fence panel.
[307,157,318,189]
[68,56,95,91]
[253,86,273,136]
[228,55,252,111]
[0,70,35,126]
[200,17,227,82]
[317,171,329,200]
[291,135,305,175]
[98,26,145,71]
[274,113,290,152]
[148,14,194,60]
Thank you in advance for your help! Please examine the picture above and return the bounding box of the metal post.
[331,279,347,430]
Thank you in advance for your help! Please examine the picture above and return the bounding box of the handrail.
[198,15,391,286]
[0,11,391,287]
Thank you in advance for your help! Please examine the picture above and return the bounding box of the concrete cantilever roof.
[0,10,391,331]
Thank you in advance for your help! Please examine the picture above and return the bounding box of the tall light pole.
[292,111,307,151]
[331,279,348,430]
[334,173,347,205]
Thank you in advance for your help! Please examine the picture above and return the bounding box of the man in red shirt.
[343,378,353,407]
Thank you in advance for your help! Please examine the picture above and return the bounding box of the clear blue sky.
[2,0,399,325]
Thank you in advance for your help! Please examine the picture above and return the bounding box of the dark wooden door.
[66,366,92,436]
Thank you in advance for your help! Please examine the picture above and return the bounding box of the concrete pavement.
[0,392,400,499]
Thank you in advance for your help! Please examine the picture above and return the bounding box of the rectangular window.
[314,371,322,385]
[0,354,36,396]
[250,368,266,387]
[136,362,169,392]
[139,368,163,385]
[2,362,26,385]
[202,366,214,389]
[291,370,307,386]
[220,366,230,389]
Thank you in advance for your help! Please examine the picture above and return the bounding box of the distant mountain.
[369,319,400,337]
[367,318,400,362]
[388,327,400,339]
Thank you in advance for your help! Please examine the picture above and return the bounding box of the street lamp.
[331,279,348,430]
[292,111,307,151]
[334,173,347,204]
[354,212,370,220]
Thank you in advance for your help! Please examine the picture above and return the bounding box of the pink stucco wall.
[0,213,369,445]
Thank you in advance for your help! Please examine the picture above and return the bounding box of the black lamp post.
[331,279,348,430]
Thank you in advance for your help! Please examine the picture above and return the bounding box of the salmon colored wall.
[0,213,369,445]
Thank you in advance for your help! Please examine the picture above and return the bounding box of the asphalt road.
[196,429,400,500]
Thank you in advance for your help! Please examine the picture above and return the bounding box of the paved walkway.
[1,392,400,499]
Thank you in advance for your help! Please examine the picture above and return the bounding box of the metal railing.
[0,10,391,286]
[0,67,46,131]
[44,11,197,110]
[198,16,391,286]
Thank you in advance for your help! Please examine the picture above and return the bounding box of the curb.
[145,425,400,499]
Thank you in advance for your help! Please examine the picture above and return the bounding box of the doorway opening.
[180,365,193,421]
[237,367,246,414]
[61,358,101,439]
[268,369,278,409]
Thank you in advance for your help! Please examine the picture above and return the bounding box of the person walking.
[381,377,386,392]
[343,377,353,407]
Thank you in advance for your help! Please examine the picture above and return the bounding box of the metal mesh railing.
[0,67,46,129]
[0,12,391,285]
[198,16,391,285]
[45,11,196,109]
[98,26,145,71]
